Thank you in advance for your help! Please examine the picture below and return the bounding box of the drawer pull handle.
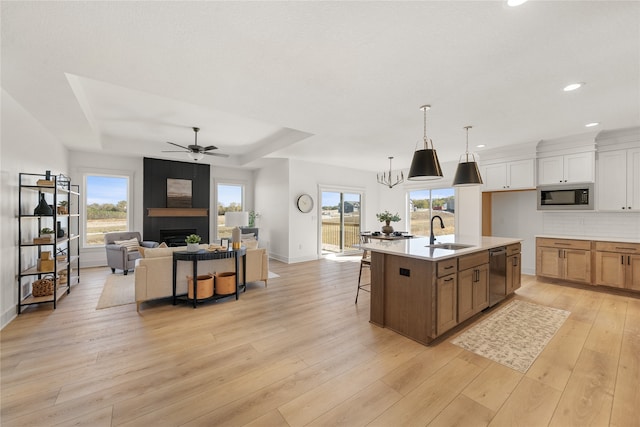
[444,265,454,269]
[444,278,454,282]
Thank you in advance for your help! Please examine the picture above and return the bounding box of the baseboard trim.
[1,306,17,330]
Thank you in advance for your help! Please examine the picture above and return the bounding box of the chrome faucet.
[430,215,445,245]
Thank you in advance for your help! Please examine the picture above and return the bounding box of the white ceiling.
[2,1,639,173]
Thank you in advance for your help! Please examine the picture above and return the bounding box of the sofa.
[134,244,269,311]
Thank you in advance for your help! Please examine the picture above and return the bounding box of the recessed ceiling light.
[563,82,585,92]
[585,122,600,128]
[476,144,486,148]
[507,0,528,6]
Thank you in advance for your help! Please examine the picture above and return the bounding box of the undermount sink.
[426,243,474,250]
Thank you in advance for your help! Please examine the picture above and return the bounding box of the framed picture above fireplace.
[167,178,192,208]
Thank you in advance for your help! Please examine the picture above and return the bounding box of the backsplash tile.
[542,212,640,240]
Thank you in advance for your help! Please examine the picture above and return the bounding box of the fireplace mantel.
[147,208,209,217]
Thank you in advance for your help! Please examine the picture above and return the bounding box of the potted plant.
[376,211,401,235]
[40,227,56,242]
[185,234,202,252]
[57,200,68,214]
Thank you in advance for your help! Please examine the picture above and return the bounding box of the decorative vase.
[57,221,65,238]
[381,220,394,235]
[34,194,53,216]
[186,243,200,252]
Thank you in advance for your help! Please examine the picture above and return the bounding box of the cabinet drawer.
[537,238,591,251]
[458,251,489,271]
[506,243,521,256]
[594,241,640,253]
[437,258,457,278]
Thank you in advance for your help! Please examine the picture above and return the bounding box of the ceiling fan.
[162,127,229,161]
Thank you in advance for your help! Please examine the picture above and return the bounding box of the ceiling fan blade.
[203,151,230,158]
[161,150,188,153]
[166,141,189,150]
[203,145,218,151]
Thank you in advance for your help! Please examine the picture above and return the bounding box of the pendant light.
[408,105,443,181]
[452,126,483,186]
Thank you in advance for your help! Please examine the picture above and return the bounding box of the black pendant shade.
[407,104,444,181]
[452,125,483,186]
[453,160,483,186]
[408,148,443,180]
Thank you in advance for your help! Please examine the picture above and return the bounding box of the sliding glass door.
[321,191,362,254]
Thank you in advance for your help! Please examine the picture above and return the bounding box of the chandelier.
[377,156,404,188]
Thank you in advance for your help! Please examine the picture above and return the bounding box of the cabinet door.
[507,159,535,190]
[437,274,457,335]
[627,254,640,291]
[595,251,626,288]
[506,254,521,294]
[457,269,474,323]
[536,247,562,278]
[483,163,507,191]
[628,148,640,211]
[538,156,564,185]
[597,150,627,211]
[564,249,591,284]
[564,152,594,183]
[474,263,490,311]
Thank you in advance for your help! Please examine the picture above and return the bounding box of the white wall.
[1,89,69,329]
[280,159,381,263]
[254,159,289,262]
[491,190,542,275]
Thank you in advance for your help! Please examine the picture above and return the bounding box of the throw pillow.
[158,242,168,248]
[243,240,259,250]
[241,233,256,241]
[114,237,140,252]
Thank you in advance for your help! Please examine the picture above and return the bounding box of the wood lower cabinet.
[437,273,457,335]
[457,251,489,323]
[594,241,640,291]
[506,243,521,294]
[536,238,592,284]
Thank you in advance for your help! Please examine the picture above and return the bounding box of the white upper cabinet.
[598,148,640,211]
[538,152,594,185]
[482,159,535,191]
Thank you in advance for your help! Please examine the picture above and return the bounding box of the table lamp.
[225,211,249,249]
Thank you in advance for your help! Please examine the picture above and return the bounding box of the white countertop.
[536,235,640,244]
[359,236,522,261]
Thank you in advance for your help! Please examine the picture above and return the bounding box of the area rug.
[451,300,570,373]
[268,271,280,279]
[96,274,135,309]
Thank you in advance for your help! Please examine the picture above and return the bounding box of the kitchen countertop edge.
[536,235,640,244]
[359,236,522,261]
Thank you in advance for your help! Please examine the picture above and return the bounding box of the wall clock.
[296,193,314,213]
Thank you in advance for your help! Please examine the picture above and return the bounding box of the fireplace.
[160,229,197,247]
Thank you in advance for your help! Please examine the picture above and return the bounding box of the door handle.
[621,255,625,264]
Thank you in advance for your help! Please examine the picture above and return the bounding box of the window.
[408,187,455,238]
[84,175,129,246]
[217,183,244,239]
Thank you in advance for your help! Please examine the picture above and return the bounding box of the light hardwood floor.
[1,257,639,426]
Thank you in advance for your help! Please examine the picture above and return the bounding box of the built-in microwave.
[537,183,594,210]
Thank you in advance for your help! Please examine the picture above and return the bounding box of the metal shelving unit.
[17,172,81,313]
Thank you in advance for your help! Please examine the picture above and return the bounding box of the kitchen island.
[360,236,522,345]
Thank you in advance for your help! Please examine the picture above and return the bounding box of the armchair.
[104,231,159,275]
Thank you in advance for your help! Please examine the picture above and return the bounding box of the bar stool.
[355,233,371,303]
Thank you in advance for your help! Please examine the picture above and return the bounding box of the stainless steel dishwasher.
[489,246,507,307]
